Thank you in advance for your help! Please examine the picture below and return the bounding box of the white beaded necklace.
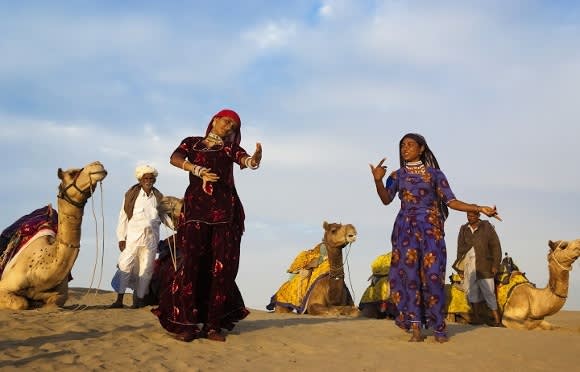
[405,160,425,175]
[405,160,423,167]
[206,132,223,144]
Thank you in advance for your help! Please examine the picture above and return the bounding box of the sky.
[1,0,579,311]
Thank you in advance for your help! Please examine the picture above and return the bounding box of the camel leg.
[537,320,554,330]
[337,305,360,317]
[47,279,69,307]
[274,306,293,314]
[307,303,340,316]
[28,279,69,308]
[501,314,543,330]
[0,289,29,310]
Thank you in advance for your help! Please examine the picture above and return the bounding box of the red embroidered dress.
[152,136,250,337]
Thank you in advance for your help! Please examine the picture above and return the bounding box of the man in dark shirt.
[455,211,502,326]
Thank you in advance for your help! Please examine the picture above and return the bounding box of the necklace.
[405,160,425,175]
[206,132,223,144]
[406,160,423,167]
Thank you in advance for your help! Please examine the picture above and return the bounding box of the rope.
[73,177,106,311]
[343,242,356,303]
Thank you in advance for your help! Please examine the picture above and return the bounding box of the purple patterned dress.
[385,165,456,336]
[152,136,250,338]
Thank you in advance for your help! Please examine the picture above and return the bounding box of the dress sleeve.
[434,169,456,204]
[230,143,250,168]
[172,137,191,158]
[385,170,399,201]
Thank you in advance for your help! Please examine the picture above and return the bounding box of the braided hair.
[399,133,449,220]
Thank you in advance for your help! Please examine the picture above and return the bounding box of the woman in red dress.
[152,109,262,342]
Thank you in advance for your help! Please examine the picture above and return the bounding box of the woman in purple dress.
[370,133,499,343]
[152,109,262,342]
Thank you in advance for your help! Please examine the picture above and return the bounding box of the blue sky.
[1,1,580,311]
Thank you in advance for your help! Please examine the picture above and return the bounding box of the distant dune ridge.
[0,287,579,371]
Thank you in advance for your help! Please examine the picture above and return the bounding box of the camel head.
[322,221,357,249]
[57,161,108,208]
[548,239,580,270]
[157,196,183,229]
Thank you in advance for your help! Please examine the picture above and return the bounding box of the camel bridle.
[58,168,107,208]
[548,242,573,272]
[547,242,573,299]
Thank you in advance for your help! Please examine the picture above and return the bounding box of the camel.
[156,196,183,230]
[0,161,107,310]
[501,239,580,330]
[267,221,359,316]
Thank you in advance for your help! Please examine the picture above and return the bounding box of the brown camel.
[501,239,580,330]
[267,221,359,316]
[0,161,107,310]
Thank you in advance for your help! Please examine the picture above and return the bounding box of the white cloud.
[242,20,297,49]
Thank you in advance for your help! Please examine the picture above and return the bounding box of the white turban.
[135,165,158,180]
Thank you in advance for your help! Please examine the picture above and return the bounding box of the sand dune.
[0,287,578,371]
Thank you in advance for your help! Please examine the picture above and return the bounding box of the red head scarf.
[205,109,242,145]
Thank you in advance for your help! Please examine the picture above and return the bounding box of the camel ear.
[548,240,566,250]
[323,221,329,230]
[57,168,64,180]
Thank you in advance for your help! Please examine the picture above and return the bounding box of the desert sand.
[0,287,578,371]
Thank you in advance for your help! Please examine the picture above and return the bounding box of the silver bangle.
[245,156,259,170]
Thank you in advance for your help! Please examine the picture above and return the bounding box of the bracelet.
[181,159,190,170]
[190,165,209,178]
[245,156,259,170]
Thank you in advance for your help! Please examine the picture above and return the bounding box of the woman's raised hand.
[481,205,502,221]
[369,158,388,181]
[252,142,262,167]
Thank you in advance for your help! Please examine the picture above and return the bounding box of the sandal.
[408,334,425,342]
[408,324,424,342]
[434,335,449,343]
[108,302,124,309]
[205,329,226,342]
[174,331,196,342]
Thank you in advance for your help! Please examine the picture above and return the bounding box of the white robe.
[115,188,162,298]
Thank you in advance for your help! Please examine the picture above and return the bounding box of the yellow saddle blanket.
[359,253,392,305]
[360,275,390,305]
[496,271,531,313]
[445,284,471,314]
[269,259,330,313]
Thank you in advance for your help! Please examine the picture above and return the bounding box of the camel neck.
[56,198,84,251]
[548,259,570,298]
[326,244,345,278]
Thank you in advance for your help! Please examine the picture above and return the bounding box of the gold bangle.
[182,159,190,170]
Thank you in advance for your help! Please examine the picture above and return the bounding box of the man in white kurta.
[110,165,166,309]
